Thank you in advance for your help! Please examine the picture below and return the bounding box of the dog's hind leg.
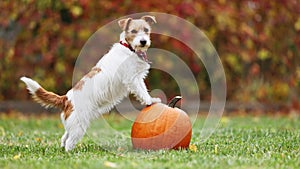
[61,131,68,148]
[65,127,86,151]
[60,113,68,148]
[64,112,88,152]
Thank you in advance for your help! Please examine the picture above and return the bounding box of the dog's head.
[118,15,156,52]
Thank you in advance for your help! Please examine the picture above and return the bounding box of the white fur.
[120,31,126,41]
[22,43,160,151]
[61,43,160,151]
[132,32,151,51]
[20,77,41,94]
[21,16,160,152]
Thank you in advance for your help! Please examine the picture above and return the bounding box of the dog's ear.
[118,18,132,31]
[141,15,157,25]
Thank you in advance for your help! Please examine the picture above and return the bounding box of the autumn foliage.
[0,0,299,107]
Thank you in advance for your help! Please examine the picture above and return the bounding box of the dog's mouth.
[136,50,151,63]
[119,41,151,63]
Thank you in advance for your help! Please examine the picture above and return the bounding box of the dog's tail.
[20,76,67,109]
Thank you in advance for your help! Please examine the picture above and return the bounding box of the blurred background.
[0,0,299,114]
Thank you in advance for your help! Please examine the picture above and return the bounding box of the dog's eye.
[131,30,138,34]
[144,28,149,33]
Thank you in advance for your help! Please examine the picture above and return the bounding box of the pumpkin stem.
[168,96,182,108]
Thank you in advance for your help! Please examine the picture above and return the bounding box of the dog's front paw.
[151,97,161,104]
[141,99,152,106]
[141,97,161,106]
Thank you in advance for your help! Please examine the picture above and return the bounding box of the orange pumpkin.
[131,96,192,150]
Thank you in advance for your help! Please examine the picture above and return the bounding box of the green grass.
[0,113,299,169]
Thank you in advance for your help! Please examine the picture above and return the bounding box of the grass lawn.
[0,113,299,169]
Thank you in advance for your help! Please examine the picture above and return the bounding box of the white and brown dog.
[20,15,161,151]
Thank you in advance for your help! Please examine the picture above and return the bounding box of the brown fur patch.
[141,15,157,25]
[34,88,66,109]
[73,67,101,91]
[63,100,73,120]
[35,88,73,120]
[125,19,132,31]
[118,18,132,31]
[73,80,85,91]
[85,67,101,78]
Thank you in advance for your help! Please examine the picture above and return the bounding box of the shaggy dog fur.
[21,15,161,151]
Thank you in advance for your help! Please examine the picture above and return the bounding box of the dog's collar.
[120,41,135,52]
[119,41,151,64]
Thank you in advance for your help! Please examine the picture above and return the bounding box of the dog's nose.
[140,40,147,46]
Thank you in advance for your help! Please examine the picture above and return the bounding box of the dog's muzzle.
[140,40,147,47]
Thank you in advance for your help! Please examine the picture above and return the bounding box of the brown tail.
[33,87,67,109]
[20,76,66,109]
[21,77,73,120]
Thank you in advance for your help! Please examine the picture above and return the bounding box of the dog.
[20,15,161,151]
